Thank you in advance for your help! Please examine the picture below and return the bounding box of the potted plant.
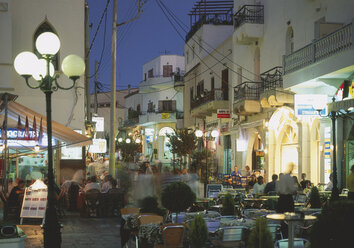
[221,193,235,216]
[139,196,165,216]
[161,182,196,222]
[248,217,273,248]
[189,214,208,248]
[309,186,321,208]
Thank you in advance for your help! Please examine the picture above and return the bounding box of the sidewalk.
[19,212,121,248]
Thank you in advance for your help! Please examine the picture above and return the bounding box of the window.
[163,65,173,77]
[34,21,59,70]
[158,100,176,112]
[190,87,194,103]
[197,80,204,97]
[211,77,215,90]
[148,69,154,78]
[148,101,155,112]
[144,73,147,81]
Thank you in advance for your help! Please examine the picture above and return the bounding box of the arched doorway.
[245,128,265,174]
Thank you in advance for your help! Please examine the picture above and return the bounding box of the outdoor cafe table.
[244,198,268,208]
[266,213,317,248]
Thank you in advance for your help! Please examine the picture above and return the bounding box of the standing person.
[300,173,311,190]
[7,179,25,214]
[276,162,297,213]
[264,174,278,194]
[347,165,354,201]
[252,176,265,194]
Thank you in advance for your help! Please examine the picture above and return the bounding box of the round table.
[243,198,268,208]
[266,213,317,248]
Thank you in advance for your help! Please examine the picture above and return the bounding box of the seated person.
[101,175,112,193]
[252,176,265,195]
[264,174,278,194]
[300,173,311,190]
[231,166,242,177]
[83,176,100,192]
[8,178,25,209]
[325,173,333,191]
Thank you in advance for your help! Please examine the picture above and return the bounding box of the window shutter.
[172,100,176,111]
[158,101,163,112]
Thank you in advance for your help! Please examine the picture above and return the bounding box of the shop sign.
[294,94,328,117]
[88,138,107,153]
[324,127,331,184]
[92,117,104,132]
[217,109,230,118]
[161,113,170,119]
[0,128,56,147]
[145,128,154,136]
[146,136,152,143]
[20,180,48,220]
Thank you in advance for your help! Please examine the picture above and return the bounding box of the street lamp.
[14,32,85,248]
[195,128,219,197]
[314,97,340,201]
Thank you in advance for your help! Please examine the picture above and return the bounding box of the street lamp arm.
[54,75,76,91]
[23,75,42,89]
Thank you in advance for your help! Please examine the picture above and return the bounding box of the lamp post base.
[43,206,61,248]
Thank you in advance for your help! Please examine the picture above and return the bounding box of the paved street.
[20,212,121,248]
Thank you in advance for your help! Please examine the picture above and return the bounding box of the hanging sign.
[88,138,107,153]
[92,117,104,132]
[217,109,230,118]
[20,180,48,220]
[294,94,328,117]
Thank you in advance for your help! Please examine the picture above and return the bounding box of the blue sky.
[86,0,196,92]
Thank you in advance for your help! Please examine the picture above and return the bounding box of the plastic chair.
[155,223,186,248]
[274,238,310,248]
[204,218,220,234]
[84,189,101,217]
[121,207,140,216]
[267,224,282,241]
[211,226,248,248]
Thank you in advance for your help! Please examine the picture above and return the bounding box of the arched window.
[285,27,294,55]
[33,21,59,70]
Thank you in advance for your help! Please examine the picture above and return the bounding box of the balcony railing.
[260,66,283,90]
[283,23,353,74]
[191,88,226,109]
[186,14,233,42]
[124,117,139,127]
[234,82,263,102]
[234,5,264,29]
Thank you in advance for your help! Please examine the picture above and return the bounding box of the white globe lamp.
[61,54,85,80]
[35,32,60,55]
[14,52,38,76]
[195,130,203,138]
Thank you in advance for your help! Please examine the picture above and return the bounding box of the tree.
[116,141,140,162]
[189,215,208,248]
[166,128,197,169]
[248,217,273,248]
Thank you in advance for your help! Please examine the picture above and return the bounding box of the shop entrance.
[251,133,264,171]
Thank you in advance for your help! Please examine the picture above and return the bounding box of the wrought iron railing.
[186,14,233,42]
[123,117,139,127]
[234,82,263,102]
[234,5,264,29]
[174,74,184,82]
[261,66,283,90]
[191,88,226,109]
[283,23,352,74]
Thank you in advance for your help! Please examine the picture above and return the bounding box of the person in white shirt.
[84,176,100,192]
[276,162,297,213]
[252,176,265,194]
[101,175,112,193]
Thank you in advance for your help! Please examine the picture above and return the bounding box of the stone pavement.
[19,212,121,248]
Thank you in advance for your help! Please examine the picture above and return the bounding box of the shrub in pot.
[221,193,235,216]
[310,200,354,248]
[189,214,208,248]
[309,186,321,208]
[248,217,273,248]
[161,181,196,221]
[139,196,165,216]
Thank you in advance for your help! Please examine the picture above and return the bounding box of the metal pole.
[85,2,91,122]
[331,111,339,201]
[94,60,98,114]
[43,91,61,248]
[2,93,8,195]
[204,118,207,197]
[109,0,117,177]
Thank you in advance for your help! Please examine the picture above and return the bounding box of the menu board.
[20,187,48,219]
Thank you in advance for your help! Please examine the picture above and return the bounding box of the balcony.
[260,66,294,108]
[174,74,184,92]
[191,89,229,117]
[233,5,264,44]
[283,23,353,75]
[139,111,177,126]
[233,82,262,115]
[186,1,233,42]
[123,117,139,127]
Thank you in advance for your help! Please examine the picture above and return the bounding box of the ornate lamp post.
[195,128,219,197]
[14,32,85,248]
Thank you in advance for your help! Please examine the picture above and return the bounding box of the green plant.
[221,193,235,216]
[161,182,196,214]
[309,186,321,208]
[311,200,354,248]
[248,217,273,248]
[116,141,140,162]
[139,196,165,216]
[189,215,208,248]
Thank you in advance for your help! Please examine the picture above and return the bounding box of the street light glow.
[62,54,85,79]
[118,138,123,142]
[195,130,203,137]
[35,32,61,55]
[14,51,38,76]
[135,138,141,143]
[32,59,55,81]
[211,130,219,138]
[126,138,131,143]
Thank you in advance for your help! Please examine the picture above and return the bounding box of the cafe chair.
[267,224,283,241]
[106,188,124,216]
[155,223,186,248]
[121,207,140,216]
[274,238,310,248]
[84,189,101,217]
[171,212,186,223]
[211,226,249,248]
[204,218,220,235]
[138,214,163,225]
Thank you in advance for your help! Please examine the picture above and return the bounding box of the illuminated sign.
[88,139,107,153]
[92,117,104,132]
[217,109,230,118]
[0,128,56,148]
[145,128,154,136]
[324,127,331,184]
[294,94,328,117]
[161,113,170,119]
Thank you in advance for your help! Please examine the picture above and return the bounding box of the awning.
[5,101,92,147]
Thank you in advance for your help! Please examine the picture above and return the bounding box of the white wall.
[142,55,185,79]
[0,0,86,131]
[0,0,12,89]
